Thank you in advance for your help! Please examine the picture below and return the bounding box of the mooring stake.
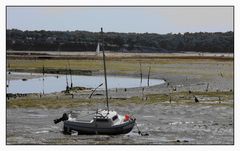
[135,122,149,136]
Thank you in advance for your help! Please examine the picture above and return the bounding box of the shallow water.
[7,72,164,94]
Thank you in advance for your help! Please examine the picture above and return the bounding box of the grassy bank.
[7,55,233,77]
[6,53,234,109]
[7,91,233,109]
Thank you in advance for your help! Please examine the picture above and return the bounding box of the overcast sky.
[7,7,233,34]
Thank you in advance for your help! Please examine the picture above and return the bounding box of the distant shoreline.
[7,50,233,58]
[7,29,233,53]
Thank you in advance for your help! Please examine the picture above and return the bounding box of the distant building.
[46,36,57,43]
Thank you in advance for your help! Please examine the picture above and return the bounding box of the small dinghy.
[54,28,136,135]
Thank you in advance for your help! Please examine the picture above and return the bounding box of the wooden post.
[42,65,45,95]
[70,69,73,88]
[65,66,69,91]
[68,60,73,88]
[147,66,151,87]
[220,72,223,78]
[7,63,10,91]
[140,63,142,86]
[206,83,209,92]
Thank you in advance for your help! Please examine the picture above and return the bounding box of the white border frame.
[1,1,239,151]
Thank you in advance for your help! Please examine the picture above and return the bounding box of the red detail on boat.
[124,114,130,121]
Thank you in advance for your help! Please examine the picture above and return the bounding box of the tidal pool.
[7,72,165,94]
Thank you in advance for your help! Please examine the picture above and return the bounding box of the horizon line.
[6,28,234,35]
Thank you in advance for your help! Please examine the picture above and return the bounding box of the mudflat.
[6,52,233,144]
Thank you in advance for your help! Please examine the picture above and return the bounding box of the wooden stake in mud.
[70,69,73,88]
[220,72,223,78]
[206,83,209,92]
[6,62,11,96]
[147,66,151,87]
[65,66,69,91]
[141,87,144,101]
[7,62,10,90]
[140,63,142,86]
[42,65,45,95]
[68,60,73,88]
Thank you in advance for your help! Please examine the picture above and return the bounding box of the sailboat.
[96,42,100,55]
[54,28,136,135]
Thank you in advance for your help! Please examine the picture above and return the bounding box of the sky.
[7,7,233,34]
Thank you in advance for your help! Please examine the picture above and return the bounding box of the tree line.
[6,29,233,53]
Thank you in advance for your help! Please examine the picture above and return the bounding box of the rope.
[131,115,149,136]
[135,122,149,136]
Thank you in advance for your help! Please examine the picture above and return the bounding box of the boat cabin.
[93,110,123,127]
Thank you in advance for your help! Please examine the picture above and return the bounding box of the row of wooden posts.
[42,60,73,95]
[41,62,152,97]
[139,63,151,87]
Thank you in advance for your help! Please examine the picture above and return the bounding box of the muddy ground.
[6,52,234,144]
[7,102,233,144]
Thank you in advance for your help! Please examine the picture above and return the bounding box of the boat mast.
[101,27,109,112]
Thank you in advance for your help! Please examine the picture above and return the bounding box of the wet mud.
[7,101,233,144]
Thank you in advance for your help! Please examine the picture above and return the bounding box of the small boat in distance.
[96,42,100,55]
[54,28,136,135]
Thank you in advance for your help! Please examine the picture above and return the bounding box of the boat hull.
[63,119,136,135]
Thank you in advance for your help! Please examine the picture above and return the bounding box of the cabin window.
[112,115,118,121]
